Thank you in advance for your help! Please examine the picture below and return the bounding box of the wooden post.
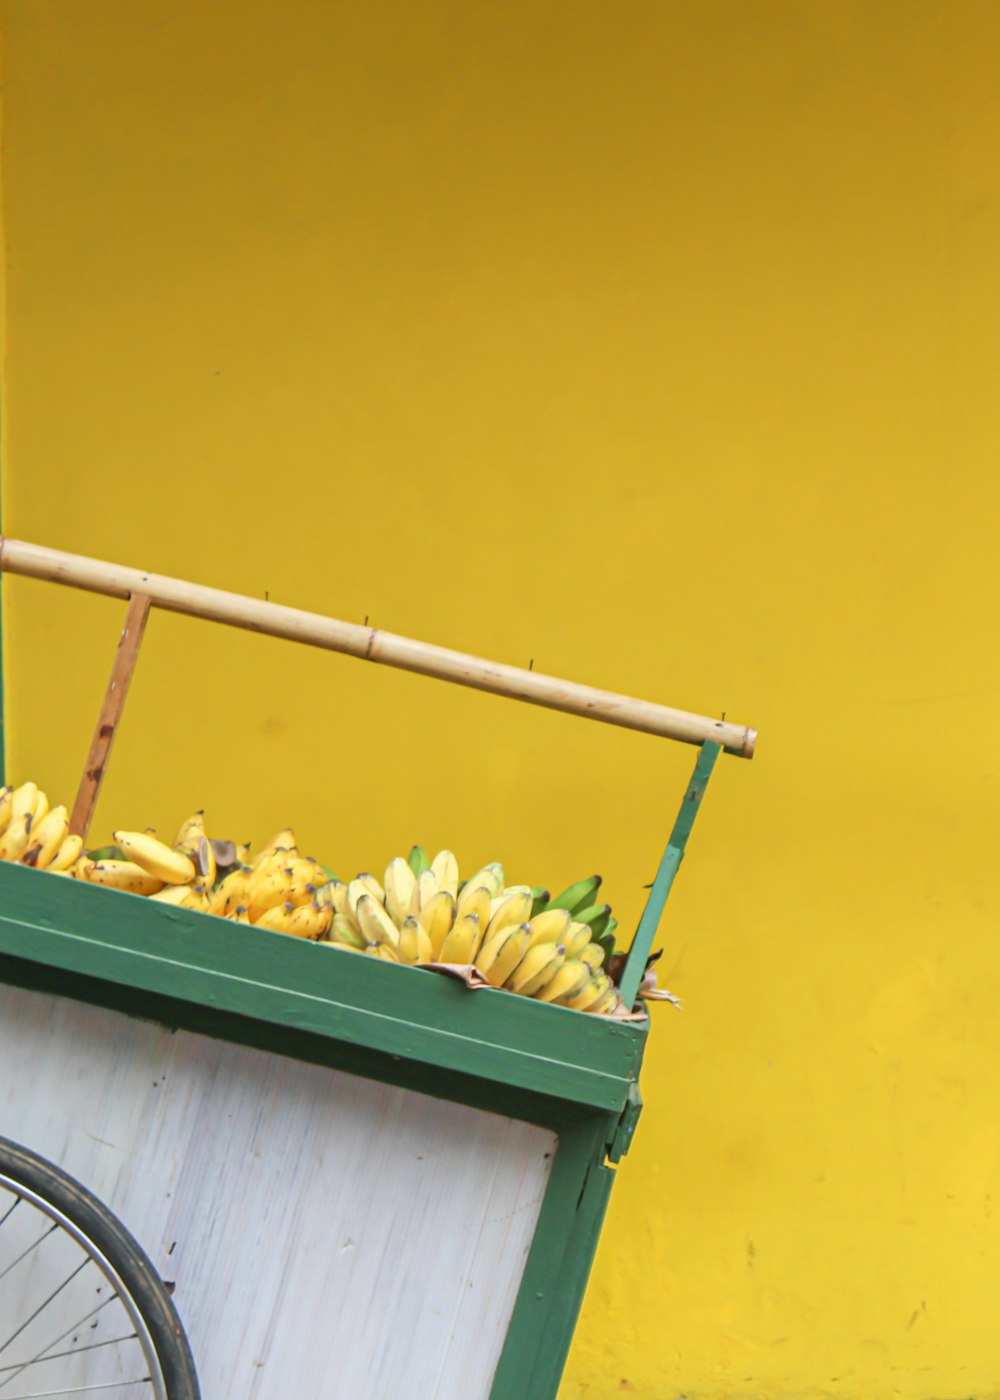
[69,593,152,842]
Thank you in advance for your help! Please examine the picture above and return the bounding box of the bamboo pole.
[0,537,757,758]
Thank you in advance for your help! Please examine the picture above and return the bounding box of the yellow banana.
[329,914,367,949]
[383,857,416,928]
[438,912,483,965]
[526,908,572,947]
[172,809,206,854]
[456,883,492,925]
[246,866,293,922]
[81,860,165,896]
[507,942,566,996]
[255,901,298,933]
[430,849,459,897]
[150,883,198,906]
[410,868,440,915]
[364,942,399,962]
[32,790,49,824]
[590,985,621,1015]
[114,831,196,885]
[356,871,386,904]
[564,921,594,959]
[559,973,613,1012]
[315,879,350,916]
[47,833,84,874]
[228,904,252,923]
[179,883,210,912]
[418,890,456,959]
[534,960,592,1004]
[251,828,297,868]
[209,865,253,917]
[484,889,533,941]
[579,943,606,970]
[286,902,332,940]
[0,786,11,835]
[0,812,34,861]
[356,894,400,949]
[21,806,70,869]
[398,916,433,965]
[475,924,532,987]
[235,842,251,865]
[195,835,217,886]
[9,782,38,827]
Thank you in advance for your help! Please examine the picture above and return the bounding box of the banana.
[286,902,333,940]
[475,924,531,987]
[407,845,431,878]
[579,943,606,970]
[430,849,459,897]
[573,903,612,937]
[559,973,613,1012]
[564,921,594,959]
[455,883,492,925]
[526,908,572,947]
[115,831,196,885]
[398,916,433,965]
[0,786,11,835]
[484,889,532,941]
[590,985,621,1015]
[195,835,217,887]
[228,905,251,923]
[530,886,551,918]
[179,883,211,912]
[255,901,298,933]
[81,860,165,896]
[0,812,33,861]
[547,874,602,915]
[463,864,504,899]
[438,912,483,964]
[364,942,399,962]
[410,868,440,915]
[235,842,251,865]
[356,871,386,904]
[533,959,592,1004]
[251,828,297,868]
[150,883,199,906]
[246,865,293,922]
[346,877,373,916]
[21,806,70,869]
[286,880,320,909]
[32,790,50,824]
[507,942,566,997]
[383,857,416,927]
[47,833,84,874]
[209,865,253,917]
[314,878,349,915]
[9,782,38,827]
[329,914,367,949]
[418,890,456,959]
[356,893,400,948]
[172,809,206,854]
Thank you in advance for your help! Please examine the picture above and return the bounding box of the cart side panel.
[0,981,556,1399]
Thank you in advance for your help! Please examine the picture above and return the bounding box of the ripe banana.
[410,868,440,915]
[21,806,69,869]
[286,902,332,940]
[526,908,572,947]
[9,782,38,827]
[438,912,483,964]
[0,786,11,835]
[475,924,531,987]
[115,831,196,885]
[0,813,34,862]
[564,921,594,960]
[364,942,399,962]
[228,905,251,923]
[559,973,613,1012]
[356,871,386,905]
[173,809,206,854]
[32,790,50,824]
[398,916,433,965]
[81,860,165,896]
[346,877,374,917]
[251,828,297,868]
[430,849,459,897]
[579,943,606,970]
[533,959,592,1004]
[209,865,253,917]
[455,883,491,926]
[150,883,199,906]
[196,835,217,886]
[484,889,532,941]
[507,942,566,997]
[247,866,293,923]
[418,890,456,959]
[460,864,503,900]
[383,857,416,927]
[547,874,602,915]
[47,833,84,874]
[356,893,400,949]
[255,901,298,933]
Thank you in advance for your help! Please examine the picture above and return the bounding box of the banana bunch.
[0,781,83,872]
[313,846,623,1015]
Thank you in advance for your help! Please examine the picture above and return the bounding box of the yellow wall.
[3,3,1000,1395]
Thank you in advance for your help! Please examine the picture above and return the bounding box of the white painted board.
[0,982,556,1397]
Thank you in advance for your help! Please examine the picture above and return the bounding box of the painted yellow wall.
[3,2,1000,1395]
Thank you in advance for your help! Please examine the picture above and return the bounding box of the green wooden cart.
[0,538,755,1400]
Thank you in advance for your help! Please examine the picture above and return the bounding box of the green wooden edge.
[618,739,721,1008]
[489,1113,617,1400]
[0,862,646,1116]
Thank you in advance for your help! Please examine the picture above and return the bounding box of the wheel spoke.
[0,1296,119,1390]
[0,1258,92,1358]
[0,1381,153,1397]
[0,1223,59,1284]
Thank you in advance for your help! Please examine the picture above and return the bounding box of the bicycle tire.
[0,1133,200,1399]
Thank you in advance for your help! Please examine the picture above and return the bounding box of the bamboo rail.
[0,537,757,758]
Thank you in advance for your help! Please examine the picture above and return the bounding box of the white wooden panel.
[0,982,556,1398]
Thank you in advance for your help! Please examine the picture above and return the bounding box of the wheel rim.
[0,1170,167,1398]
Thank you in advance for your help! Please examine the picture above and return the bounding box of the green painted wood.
[0,862,645,1115]
[489,1114,614,1400]
[617,739,721,1009]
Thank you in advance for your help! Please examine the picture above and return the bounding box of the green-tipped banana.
[547,874,602,916]
[330,914,367,949]
[407,844,431,878]
[564,921,594,959]
[572,903,612,937]
[559,972,613,1012]
[530,886,551,919]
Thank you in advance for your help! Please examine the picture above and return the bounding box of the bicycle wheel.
[0,1134,199,1398]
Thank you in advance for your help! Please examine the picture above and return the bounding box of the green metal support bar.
[617,740,721,1010]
